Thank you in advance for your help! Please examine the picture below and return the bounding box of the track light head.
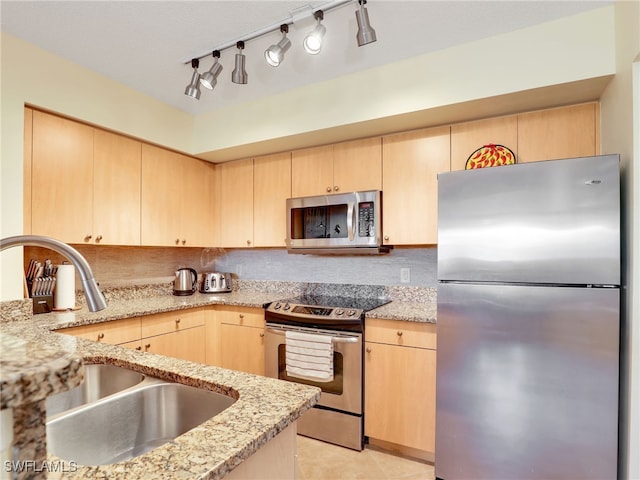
[184,58,201,99]
[265,24,291,67]
[200,50,223,90]
[356,0,377,47]
[232,41,248,84]
[304,10,326,55]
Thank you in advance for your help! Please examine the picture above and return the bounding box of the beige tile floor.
[296,435,435,480]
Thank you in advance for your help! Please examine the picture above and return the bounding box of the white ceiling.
[1,1,611,118]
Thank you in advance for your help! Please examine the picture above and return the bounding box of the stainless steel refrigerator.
[435,155,620,480]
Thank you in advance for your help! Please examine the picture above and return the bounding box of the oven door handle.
[265,327,359,343]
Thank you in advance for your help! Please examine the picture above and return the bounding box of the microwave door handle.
[347,203,355,241]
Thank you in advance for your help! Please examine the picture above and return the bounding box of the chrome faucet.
[0,235,108,312]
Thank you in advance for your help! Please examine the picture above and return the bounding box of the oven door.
[264,323,362,415]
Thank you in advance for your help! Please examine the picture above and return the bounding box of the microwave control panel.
[358,202,375,237]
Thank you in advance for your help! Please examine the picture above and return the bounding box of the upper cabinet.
[382,126,451,246]
[141,144,214,247]
[517,103,598,163]
[217,157,254,248]
[451,116,518,171]
[93,130,142,245]
[254,152,291,247]
[291,138,382,197]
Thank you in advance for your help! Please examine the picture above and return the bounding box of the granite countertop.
[0,282,436,479]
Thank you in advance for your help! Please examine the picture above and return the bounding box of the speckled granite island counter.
[0,281,436,479]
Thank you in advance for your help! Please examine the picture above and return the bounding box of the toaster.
[200,272,232,293]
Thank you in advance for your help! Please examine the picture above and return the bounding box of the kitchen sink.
[47,380,236,465]
[46,364,145,418]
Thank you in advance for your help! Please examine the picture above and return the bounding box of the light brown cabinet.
[382,126,450,245]
[30,110,142,245]
[365,318,437,455]
[58,317,141,346]
[217,306,265,376]
[517,103,598,163]
[451,116,518,171]
[291,138,382,197]
[142,326,206,363]
[141,145,214,247]
[31,110,94,243]
[217,158,254,248]
[253,152,291,247]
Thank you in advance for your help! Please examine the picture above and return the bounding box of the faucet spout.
[0,235,108,312]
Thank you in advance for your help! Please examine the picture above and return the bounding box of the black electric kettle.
[173,267,197,296]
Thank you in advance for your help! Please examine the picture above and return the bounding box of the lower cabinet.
[216,306,266,376]
[142,326,205,363]
[364,318,437,456]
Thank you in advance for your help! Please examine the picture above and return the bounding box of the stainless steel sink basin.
[46,364,145,418]
[47,380,236,465]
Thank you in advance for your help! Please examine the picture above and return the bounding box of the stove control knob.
[335,309,344,316]
[347,310,357,317]
[273,302,281,310]
[284,303,291,311]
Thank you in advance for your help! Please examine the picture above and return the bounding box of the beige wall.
[600,1,640,478]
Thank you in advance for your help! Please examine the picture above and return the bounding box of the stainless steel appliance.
[264,295,390,450]
[173,267,197,296]
[285,190,389,254]
[435,155,621,480]
[200,272,232,293]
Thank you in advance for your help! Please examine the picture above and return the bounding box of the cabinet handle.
[97,332,105,340]
[366,347,372,353]
[175,318,181,325]
[239,314,244,320]
[397,331,403,337]
[334,185,339,192]
[182,239,186,245]
[326,186,332,193]
[135,346,142,351]
[145,343,151,351]
[246,240,251,246]
[259,332,265,338]
[85,234,92,241]
[384,235,390,241]
[175,238,180,245]
[96,235,103,242]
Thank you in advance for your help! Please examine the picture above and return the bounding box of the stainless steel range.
[264,295,390,451]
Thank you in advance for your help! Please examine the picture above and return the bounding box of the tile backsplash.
[24,245,438,289]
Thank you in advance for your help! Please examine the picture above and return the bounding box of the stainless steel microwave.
[285,190,389,254]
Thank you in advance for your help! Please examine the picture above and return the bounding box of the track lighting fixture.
[199,50,223,90]
[265,24,291,67]
[303,10,326,55]
[231,41,248,84]
[183,0,379,99]
[355,0,377,47]
[184,58,201,99]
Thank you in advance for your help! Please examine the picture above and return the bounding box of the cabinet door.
[58,317,141,345]
[31,110,94,243]
[144,326,206,363]
[451,116,518,171]
[93,130,141,245]
[517,103,597,163]
[291,144,334,197]
[218,158,254,248]
[254,152,291,247]
[382,126,450,245]
[220,324,265,375]
[140,308,204,339]
[365,342,436,453]
[24,108,33,235]
[333,137,382,193]
[141,144,184,246]
[181,156,214,247]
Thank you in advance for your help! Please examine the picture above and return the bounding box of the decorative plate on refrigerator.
[465,144,516,169]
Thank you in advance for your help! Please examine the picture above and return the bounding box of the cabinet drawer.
[365,318,436,350]
[140,307,204,338]
[59,317,141,345]
[216,305,265,328]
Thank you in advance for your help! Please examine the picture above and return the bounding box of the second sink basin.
[47,381,236,465]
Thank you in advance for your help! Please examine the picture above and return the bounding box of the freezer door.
[437,155,620,285]
[435,283,620,480]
